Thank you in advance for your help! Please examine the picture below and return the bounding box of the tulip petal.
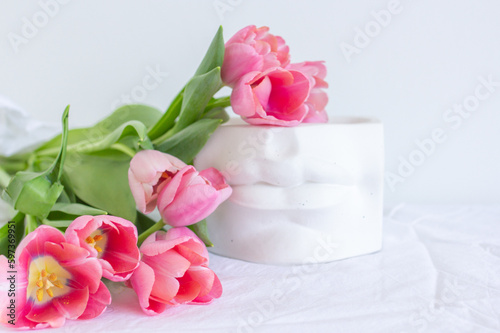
[160,184,218,227]
[52,287,90,319]
[143,249,191,278]
[231,71,261,118]
[140,231,190,255]
[128,150,186,213]
[225,25,257,44]
[78,282,111,320]
[171,280,201,305]
[191,273,223,304]
[26,287,89,326]
[151,273,180,303]
[251,76,272,109]
[175,243,207,266]
[221,44,264,87]
[16,225,65,270]
[44,241,90,266]
[65,215,99,252]
[183,266,215,297]
[130,262,167,315]
[267,69,310,114]
[199,167,230,191]
[157,227,209,260]
[156,166,195,214]
[157,165,231,227]
[25,301,66,328]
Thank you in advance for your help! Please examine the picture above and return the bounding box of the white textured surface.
[3,204,498,332]
[194,118,384,264]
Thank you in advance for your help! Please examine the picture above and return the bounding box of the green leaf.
[38,120,150,158]
[202,107,229,123]
[94,104,162,132]
[63,149,136,222]
[148,89,184,141]
[163,67,222,139]
[195,26,225,76]
[148,26,224,142]
[41,219,74,228]
[0,167,10,192]
[77,120,150,153]
[155,118,222,164]
[58,174,76,203]
[188,219,213,247]
[6,175,65,218]
[2,106,70,219]
[0,212,25,257]
[36,104,161,155]
[0,153,31,175]
[51,202,107,216]
[42,203,106,228]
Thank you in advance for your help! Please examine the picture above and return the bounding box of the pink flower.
[221,25,290,87]
[231,67,311,126]
[128,228,222,315]
[65,215,141,282]
[128,150,187,214]
[287,61,329,123]
[157,166,232,227]
[0,226,110,329]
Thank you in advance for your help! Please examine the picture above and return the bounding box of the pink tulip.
[65,215,141,282]
[287,61,329,123]
[0,226,110,329]
[231,67,311,126]
[221,25,290,87]
[157,166,232,227]
[128,150,187,214]
[128,228,222,315]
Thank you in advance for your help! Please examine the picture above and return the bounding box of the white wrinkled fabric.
[0,206,495,332]
[0,95,58,157]
[0,95,59,225]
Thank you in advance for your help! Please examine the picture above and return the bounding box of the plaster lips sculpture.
[194,117,384,265]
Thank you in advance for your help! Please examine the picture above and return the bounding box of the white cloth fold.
[0,95,58,157]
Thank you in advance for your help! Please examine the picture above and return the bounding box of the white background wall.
[1,0,499,205]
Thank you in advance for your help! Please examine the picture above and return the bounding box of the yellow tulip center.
[85,231,108,258]
[27,256,71,303]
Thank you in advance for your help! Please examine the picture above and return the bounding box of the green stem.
[110,143,136,158]
[25,215,39,234]
[205,96,231,111]
[137,219,165,246]
[152,127,175,145]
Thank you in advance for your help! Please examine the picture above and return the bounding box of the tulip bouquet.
[0,25,328,329]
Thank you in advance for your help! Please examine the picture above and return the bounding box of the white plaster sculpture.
[194,117,384,265]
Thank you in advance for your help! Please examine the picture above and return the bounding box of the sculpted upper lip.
[227,157,356,188]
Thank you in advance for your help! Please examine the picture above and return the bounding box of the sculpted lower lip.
[228,183,355,210]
